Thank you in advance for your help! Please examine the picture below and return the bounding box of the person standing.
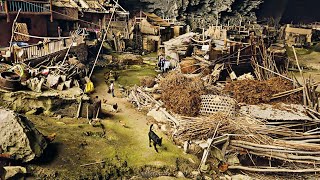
[110,80,115,97]
[92,96,101,119]
[158,54,164,71]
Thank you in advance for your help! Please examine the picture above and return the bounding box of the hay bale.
[180,58,201,74]
[224,77,302,105]
[160,71,205,116]
[140,77,156,88]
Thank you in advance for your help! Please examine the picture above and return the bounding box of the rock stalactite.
[121,0,264,29]
[120,0,320,28]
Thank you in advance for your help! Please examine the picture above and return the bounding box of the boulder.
[147,108,169,123]
[3,166,27,180]
[117,54,143,65]
[0,109,47,162]
[176,171,185,178]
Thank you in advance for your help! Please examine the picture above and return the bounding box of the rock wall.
[121,0,264,29]
[121,0,320,29]
[0,109,47,162]
[0,87,92,118]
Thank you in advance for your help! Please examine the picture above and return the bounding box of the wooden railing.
[16,35,84,62]
[1,0,50,13]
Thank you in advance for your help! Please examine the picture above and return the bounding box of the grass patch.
[286,46,314,58]
[142,52,158,58]
[117,64,158,87]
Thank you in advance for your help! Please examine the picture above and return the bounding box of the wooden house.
[77,0,108,30]
[49,0,79,36]
[132,11,173,53]
[0,0,53,47]
[285,25,313,46]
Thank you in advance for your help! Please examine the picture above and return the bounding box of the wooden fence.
[15,35,84,62]
[2,0,50,13]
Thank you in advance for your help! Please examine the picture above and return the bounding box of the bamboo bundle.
[128,86,162,109]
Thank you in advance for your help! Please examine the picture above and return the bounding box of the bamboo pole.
[231,141,320,155]
[255,64,293,82]
[198,122,220,171]
[9,9,21,52]
[229,166,320,173]
[292,46,309,106]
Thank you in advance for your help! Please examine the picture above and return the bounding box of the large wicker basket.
[200,95,237,116]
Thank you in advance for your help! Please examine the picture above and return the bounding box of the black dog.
[148,124,162,152]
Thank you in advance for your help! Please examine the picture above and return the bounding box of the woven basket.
[200,94,237,116]
[14,23,30,42]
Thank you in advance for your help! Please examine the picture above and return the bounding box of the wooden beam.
[229,166,320,173]
[50,0,53,22]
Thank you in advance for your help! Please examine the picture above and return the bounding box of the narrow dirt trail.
[90,68,197,168]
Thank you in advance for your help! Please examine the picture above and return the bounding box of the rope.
[14,32,71,40]
[13,28,85,41]
[89,7,116,78]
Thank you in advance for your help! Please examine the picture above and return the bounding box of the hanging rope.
[89,9,116,78]
[14,32,71,40]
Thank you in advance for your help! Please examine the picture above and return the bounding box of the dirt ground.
[287,47,320,70]
[16,51,320,179]
[24,62,199,179]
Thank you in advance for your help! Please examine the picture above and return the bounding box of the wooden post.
[4,0,9,22]
[202,19,205,45]
[76,96,82,118]
[50,0,53,22]
[9,8,21,63]
[239,16,242,32]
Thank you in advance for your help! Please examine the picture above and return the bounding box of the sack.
[108,88,111,93]
[85,81,94,93]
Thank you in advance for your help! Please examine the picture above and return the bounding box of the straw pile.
[160,72,206,116]
[224,77,302,104]
[140,77,156,88]
[176,113,273,144]
[180,58,201,74]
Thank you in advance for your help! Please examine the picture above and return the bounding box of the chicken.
[119,120,128,128]
[113,103,118,112]
[44,133,56,143]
